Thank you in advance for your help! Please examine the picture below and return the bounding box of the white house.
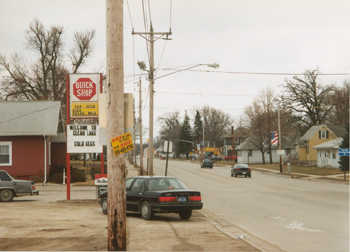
[236,136,296,164]
[313,138,343,168]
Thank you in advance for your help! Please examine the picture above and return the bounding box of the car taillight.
[189,196,201,201]
[236,168,240,170]
[159,196,176,202]
[248,168,251,171]
[31,185,36,190]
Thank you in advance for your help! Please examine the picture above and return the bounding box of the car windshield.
[147,178,187,191]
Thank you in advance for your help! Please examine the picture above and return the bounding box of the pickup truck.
[0,170,39,202]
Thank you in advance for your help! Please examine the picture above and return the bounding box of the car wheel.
[179,209,192,220]
[141,201,153,220]
[101,197,108,215]
[234,172,237,177]
[231,173,233,177]
[249,174,251,178]
[0,189,15,202]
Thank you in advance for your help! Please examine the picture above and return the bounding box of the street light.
[137,62,219,176]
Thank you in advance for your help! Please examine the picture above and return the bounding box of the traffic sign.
[339,148,350,156]
[72,78,97,101]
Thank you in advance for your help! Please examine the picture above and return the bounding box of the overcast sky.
[1,0,349,140]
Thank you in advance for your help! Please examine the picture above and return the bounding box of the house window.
[332,150,336,159]
[306,145,309,154]
[248,150,253,157]
[0,142,12,166]
[319,130,329,139]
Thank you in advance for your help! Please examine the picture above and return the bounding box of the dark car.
[207,155,223,161]
[99,176,203,220]
[201,158,213,168]
[231,164,251,178]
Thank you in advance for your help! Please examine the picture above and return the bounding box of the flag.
[271,131,278,146]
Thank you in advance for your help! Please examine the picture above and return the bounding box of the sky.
[0,0,349,141]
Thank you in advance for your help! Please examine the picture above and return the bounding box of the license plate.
[242,172,246,175]
[178,196,187,202]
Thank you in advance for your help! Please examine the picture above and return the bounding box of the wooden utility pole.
[132,25,171,177]
[139,78,144,175]
[106,0,126,250]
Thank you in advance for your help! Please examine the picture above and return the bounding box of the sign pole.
[100,73,104,174]
[66,74,71,200]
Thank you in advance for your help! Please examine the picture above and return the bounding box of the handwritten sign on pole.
[111,132,134,156]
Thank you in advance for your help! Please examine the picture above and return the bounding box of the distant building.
[0,101,63,182]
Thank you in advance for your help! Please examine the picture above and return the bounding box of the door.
[126,178,145,211]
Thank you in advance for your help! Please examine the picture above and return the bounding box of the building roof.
[313,138,343,150]
[0,101,61,136]
[299,125,346,144]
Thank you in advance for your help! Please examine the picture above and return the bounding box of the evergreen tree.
[338,124,349,172]
[193,110,203,145]
[178,111,193,159]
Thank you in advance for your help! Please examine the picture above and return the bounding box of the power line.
[126,0,134,28]
[161,68,350,76]
[155,91,256,97]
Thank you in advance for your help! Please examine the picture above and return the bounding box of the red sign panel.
[72,78,97,101]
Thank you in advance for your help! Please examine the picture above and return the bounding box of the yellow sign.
[111,132,134,156]
[71,103,99,117]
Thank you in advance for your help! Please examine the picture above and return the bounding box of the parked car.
[0,170,39,202]
[99,176,203,220]
[201,158,213,168]
[160,154,166,160]
[224,154,237,161]
[231,164,251,178]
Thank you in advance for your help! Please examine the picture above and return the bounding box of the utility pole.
[132,25,172,176]
[278,103,283,173]
[106,0,126,250]
[139,78,144,175]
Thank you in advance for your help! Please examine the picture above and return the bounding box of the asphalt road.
[153,159,349,252]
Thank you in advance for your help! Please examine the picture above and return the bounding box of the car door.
[0,171,14,190]
[126,178,145,212]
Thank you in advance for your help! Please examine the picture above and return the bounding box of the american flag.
[271,131,278,146]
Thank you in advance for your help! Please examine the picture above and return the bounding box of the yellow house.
[298,125,346,163]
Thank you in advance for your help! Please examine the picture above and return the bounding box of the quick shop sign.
[67,124,103,153]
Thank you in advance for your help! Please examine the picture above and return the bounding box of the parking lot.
[0,174,260,251]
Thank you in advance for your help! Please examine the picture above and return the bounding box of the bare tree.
[281,69,335,127]
[201,106,233,148]
[158,111,182,143]
[0,18,95,101]
[327,80,349,126]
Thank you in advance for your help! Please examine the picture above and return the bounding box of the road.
[153,158,349,252]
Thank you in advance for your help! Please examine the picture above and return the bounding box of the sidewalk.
[125,164,274,252]
[253,167,349,182]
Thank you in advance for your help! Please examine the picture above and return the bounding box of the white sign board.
[69,73,100,119]
[164,141,173,153]
[67,124,103,153]
[277,150,285,155]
